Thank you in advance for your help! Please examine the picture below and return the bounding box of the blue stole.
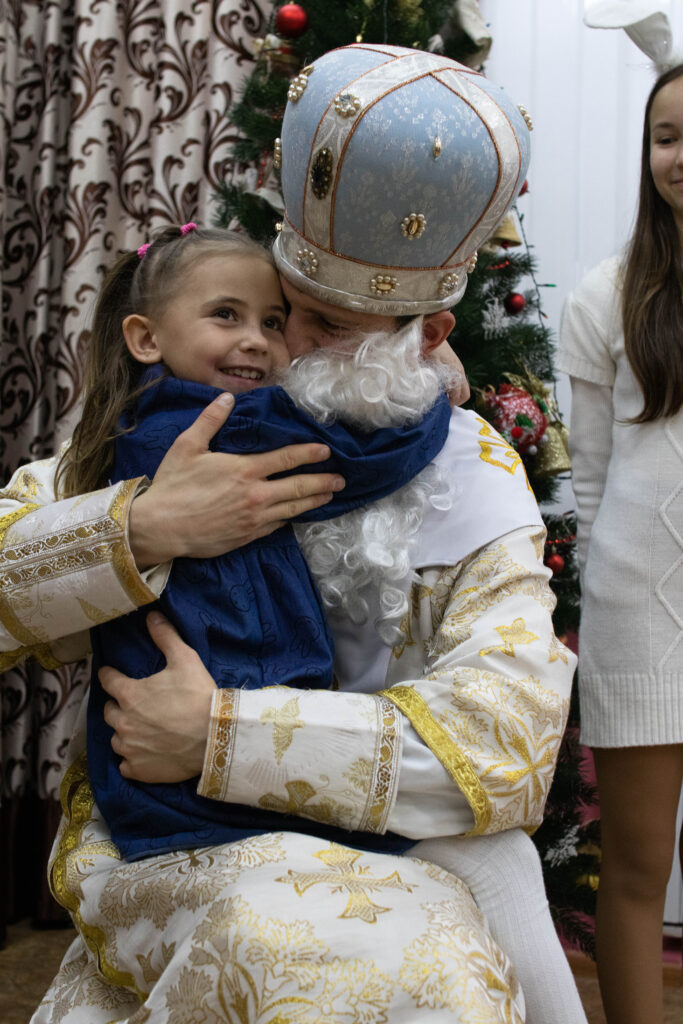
[88,373,451,860]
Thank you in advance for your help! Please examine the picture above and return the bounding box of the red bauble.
[504,292,526,315]
[484,383,548,454]
[546,553,565,575]
[275,2,309,38]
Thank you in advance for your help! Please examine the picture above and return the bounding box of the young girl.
[56,224,452,861]
[559,65,683,1024]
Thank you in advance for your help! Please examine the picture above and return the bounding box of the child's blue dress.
[88,372,451,859]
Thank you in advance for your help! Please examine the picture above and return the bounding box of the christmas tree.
[216,0,600,956]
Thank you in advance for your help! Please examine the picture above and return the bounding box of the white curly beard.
[277,318,457,646]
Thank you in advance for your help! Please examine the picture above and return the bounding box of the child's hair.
[56,226,274,498]
[622,64,683,423]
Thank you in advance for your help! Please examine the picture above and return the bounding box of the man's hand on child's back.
[100,612,215,783]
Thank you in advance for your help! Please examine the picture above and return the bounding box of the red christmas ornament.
[275,2,309,38]
[546,553,565,575]
[483,383,547,454]
[504,292,526,315]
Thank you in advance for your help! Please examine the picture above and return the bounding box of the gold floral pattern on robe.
[382,528,572,835]
[36,738,524,1023]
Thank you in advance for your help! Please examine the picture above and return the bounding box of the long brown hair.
[56,226,274,498]
[622,64,683,422]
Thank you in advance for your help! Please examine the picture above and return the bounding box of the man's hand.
[100,612,216,783]
[129,392,346,569]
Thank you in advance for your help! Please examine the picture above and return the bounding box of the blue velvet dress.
[88,372,451,860]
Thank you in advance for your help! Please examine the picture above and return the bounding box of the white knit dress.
[558,255,683,747]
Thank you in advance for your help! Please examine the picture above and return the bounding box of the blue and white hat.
[273,44,531,315]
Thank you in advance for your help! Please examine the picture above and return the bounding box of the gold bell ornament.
[481,211,522,253]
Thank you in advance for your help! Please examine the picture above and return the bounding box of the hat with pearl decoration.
[272,43,531,315]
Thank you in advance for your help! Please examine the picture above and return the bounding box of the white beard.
[279,317,455,430]
[277,319,456,646]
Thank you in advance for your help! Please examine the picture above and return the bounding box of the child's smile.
[124,253,290,393]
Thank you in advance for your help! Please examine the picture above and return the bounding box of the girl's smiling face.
[123,253,290,392]
[649,75,683,239]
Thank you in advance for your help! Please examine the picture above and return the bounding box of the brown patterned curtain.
[0,0,272,941]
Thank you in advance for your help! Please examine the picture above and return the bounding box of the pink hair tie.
[180,222,197,236]
[137,242,151,259]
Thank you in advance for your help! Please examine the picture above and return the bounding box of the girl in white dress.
[559,64,683,1024]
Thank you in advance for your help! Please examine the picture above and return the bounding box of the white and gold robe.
[1,409,575,1022]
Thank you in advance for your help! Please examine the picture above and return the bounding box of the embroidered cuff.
[198,686,403,834]
[0,478,158,651]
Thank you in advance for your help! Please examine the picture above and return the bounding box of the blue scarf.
[88,372,451,860]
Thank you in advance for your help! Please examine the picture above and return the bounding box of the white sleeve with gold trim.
[382,525,575,836]
[0,452,168,671]
[199,525,575,837]
[199,686,403,834]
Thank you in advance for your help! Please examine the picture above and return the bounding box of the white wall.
[479,0,683,931]
[481,0,683,510]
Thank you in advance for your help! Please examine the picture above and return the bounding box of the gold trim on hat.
[439,272,460,297]
[518,104,534,131]
[401,213,426,239]
[329,72,437,249]
[334,92,361,118]
[370,275,399,295]
[287,72,310,103]
[297,248,319,276]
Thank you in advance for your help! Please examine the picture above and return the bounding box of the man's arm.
[102,524,575,838]
[0,394,344,669]
[0,463,156,670]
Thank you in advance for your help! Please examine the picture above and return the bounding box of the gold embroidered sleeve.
[198,686,403,834]
[381,526,575,835]
[0,462,163,670]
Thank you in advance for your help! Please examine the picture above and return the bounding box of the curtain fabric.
[0,0,271,938]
